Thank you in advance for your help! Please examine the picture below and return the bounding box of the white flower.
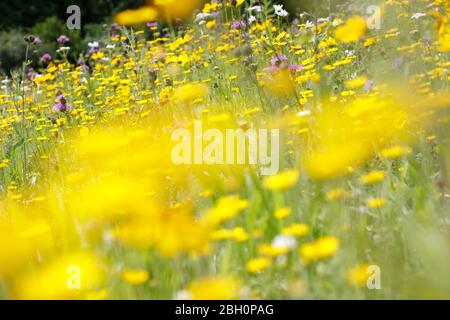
[305,20,315,29]
[272,235,297,250]
[106,44,115,49]
[411,13,426,20]
[273,4,288,17]
[195,12,210,22]
[88,41,99,48]
[174,290,193,300]
[56,46,70,53]
[248,15,257,24]
[248,5,262,13]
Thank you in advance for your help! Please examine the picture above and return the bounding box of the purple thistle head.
[57,35,70,45]
[271,54,288,66]
[40,53,52,64]
[230,21,246,30]
[288,64,303,73]
[32,36,42,45]
[53,93,71,113]
[147,22,158,29]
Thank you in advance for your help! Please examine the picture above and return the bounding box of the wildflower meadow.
[0,0,449,301]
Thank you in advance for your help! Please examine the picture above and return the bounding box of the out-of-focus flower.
[247,257,272,273]
[153,0,203,21]
[381,145,411,159]
[204,195,249,225]
[274,207,291,219]
[186,276,241,300]
[40,53,52,64]
[263,170,299,191]
[57,35,70,45]
[299,236,340,263]
[346,263,371,287]
[281,223,310,237]
[359,170,385,185]
[12,252,105,299]
[273,4,288,17]
[345,76,368,89]
[335,16,367,43]
[172,83,209,104]
[121,269,150,286]
[367,197,387,208]
[114,6,158,26]
[263,68,296,97]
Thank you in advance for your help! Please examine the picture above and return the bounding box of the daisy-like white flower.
[273,4,288,17]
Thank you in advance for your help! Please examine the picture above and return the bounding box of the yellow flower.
[236,0,245,7]
[381,145,411,159]
[299,236,340,263]
[206,20,217,29]
[12,252,105,299]
[187,276,241,300]
[154,0,202,20]
[263,170,300,191]
[345,76,368,89]
[172,83,209,105]
[258,243,290,257]
[281,223,310,237]
[121,269,150,286]
[325,188,351,201]
[367,197,387,208]
[346,263,371,287]
[247,257,272,273]
[335,16,367,43]
[359,170,385,185]
[114,7,158,26]
[274,207,291,219]
[204,195,249,225]
[264,68,296,97]
[211,227,249,242]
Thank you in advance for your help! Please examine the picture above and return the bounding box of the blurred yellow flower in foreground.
[335,16,367,43]
[187,276,241,300]
[346,263,371,287]
[172,83,209,105]
[114,7,158,26]
[153,0,203,20]
[300,236,340,263]
[264,68,296,97]
[12,252,105,300]
[263,170,300,191]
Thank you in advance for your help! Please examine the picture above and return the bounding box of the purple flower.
[40,53,52,64]
[32,36,42,45]
[57,35,70,45]
[271,54,288,66]
[288,64,303,73]
[26,68,36,80]
[147,22,158,28]
[88,41,100,55]
[230,21,246,30]
[263,65,278,73]
[53,93,71,113]
[111,23,120,31]
[364,80,375,91]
